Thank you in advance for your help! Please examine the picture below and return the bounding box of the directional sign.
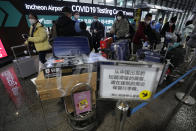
[0,1,22,27]
[99,61,163,101]
[139,90,152,100]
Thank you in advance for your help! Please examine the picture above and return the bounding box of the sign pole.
[114,100,129,131]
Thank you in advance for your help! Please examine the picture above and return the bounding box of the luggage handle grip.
[11,45,31,60]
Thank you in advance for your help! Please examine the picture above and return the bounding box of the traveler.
[110,11,129,39]
[79,22,93,51]
[90,16,105,52]
[160,16,177,51]
[151,20,156,30]
[155,18,163,33]
[73,11,81,33]
[161,16,177,37]
[56,6,76,37]
[24,13,51,64]
[133,13,153,53]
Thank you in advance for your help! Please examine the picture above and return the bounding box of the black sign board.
[23,0,134,18]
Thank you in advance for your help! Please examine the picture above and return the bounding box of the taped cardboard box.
[35,72,97,113]
[35,72,97,100]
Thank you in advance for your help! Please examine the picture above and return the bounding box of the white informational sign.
[99,64,161,101]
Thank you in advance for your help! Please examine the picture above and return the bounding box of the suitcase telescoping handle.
[11,45,31,60]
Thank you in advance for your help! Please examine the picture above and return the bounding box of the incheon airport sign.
[23,1,133,17]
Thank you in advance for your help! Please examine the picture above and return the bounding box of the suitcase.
[100,37,113,58]
[137,49,163,63]
[53,37,90,58]
[110,39,130,60]
[11,45,37,78]
[43,36,91,78]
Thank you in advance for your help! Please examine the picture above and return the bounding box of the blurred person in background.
[150,20,156,30]
[24,13,51,64]
[155,18,163,33]
[110,11,129,40]
[56,6,76,37]
[90,16,105,52]
[133,13,153,53]
[79,21,93,51]
[73,11,81,33]
[161,16,177,37]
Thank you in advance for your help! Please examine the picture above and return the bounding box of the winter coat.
[187,26,196,48]
[161,22,175,37]
[133,22,148,45]
[90,21,105,39]
[56,15,76,37]
[184,24,194,38]
[25,22,51,52]
[111,18,129,38]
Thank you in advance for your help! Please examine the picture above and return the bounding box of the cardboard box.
[35,72,97,100]
[35,72,97,113]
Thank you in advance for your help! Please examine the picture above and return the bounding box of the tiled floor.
[0,59,196,131]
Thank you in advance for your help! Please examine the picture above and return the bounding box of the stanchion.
[115,100,129,131]
[176,72,196,105]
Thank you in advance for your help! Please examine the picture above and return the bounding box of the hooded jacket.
[25,22,51,52]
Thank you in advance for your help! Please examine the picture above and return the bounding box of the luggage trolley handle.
[11,45,31,60]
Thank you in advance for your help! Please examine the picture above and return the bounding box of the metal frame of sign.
[97,60,164,101]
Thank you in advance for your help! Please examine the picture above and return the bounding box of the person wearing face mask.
[133,13,153,53]
[161,16,177,38]
[56,6,76,37]
[90,16,105,52]
[24,13,51,64]
[73,11,81,33]
[110,11,129,40]
[160,16,177,52]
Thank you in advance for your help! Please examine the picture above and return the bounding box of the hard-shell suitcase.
[110,39,130,60]
[137,49,163,63]
[52,37,90,58]
[11,45,37,78]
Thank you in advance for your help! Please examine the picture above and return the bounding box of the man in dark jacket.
[90,16,105,52]
[133,13,153,53]
[56,7,76,37]
[79,22,93,51]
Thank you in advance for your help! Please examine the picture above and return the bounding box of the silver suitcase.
[11,45,37,78]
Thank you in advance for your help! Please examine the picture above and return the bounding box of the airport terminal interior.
[1,0,196,131]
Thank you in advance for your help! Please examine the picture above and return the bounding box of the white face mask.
[29,19,37,25]
[74,15,79,19]
[94,19,98,22]
[169,23,173,26]
[146,20,151,25]
[117,16,122,21]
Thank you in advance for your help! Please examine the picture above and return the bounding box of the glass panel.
[135,0,142,5]
[126,0,133,8]
[105,0,115,6]
[117,0,126,7]
[93,0,104,5]
[143,0,148,4]
[62,0,77,2]
[79,0,92,3]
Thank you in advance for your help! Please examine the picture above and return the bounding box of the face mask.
[74,15,79,19]
[29,19,37,25]
[94,19,98,22]
[169,23,173,26]
[146,20,151,25]
[117,16,122,21]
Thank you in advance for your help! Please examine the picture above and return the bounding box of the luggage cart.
[11,45,37,78]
